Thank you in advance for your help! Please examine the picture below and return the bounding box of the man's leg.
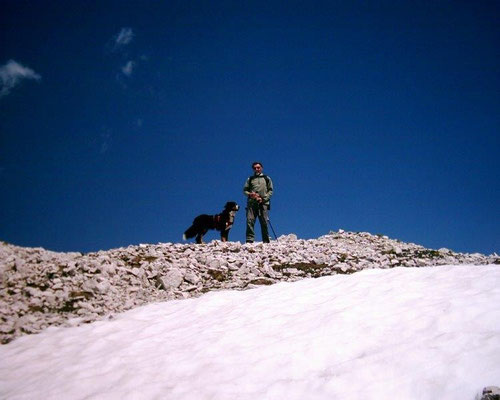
[258,205,270,243]
[246,205,256,243]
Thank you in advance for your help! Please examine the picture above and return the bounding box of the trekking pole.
[266,215,278,240]
[260,203,278,240]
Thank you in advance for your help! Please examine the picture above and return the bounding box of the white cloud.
[121,60,135,77]
[115,28,134,47]
[0,60,41,98]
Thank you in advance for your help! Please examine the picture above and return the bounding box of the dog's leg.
[221,230,229,242]
[196,229,209,244]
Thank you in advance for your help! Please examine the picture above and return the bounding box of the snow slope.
[1,264,499,400]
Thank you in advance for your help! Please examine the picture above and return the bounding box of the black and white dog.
[183,201,239,244]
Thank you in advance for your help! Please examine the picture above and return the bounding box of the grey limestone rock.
[157,268,184,290]
[477,386,500,400]
[0,231,498,344]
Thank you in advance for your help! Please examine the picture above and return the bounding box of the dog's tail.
[183,225,197,240]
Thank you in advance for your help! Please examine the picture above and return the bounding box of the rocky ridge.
[1,230,498,344]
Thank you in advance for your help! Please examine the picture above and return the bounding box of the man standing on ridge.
[243,161,274,243]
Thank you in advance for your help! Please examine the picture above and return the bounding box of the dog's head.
[224,201,239,212]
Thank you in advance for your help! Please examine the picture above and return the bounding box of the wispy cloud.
[121,61,135,77]
[0,60,41,98]
[115,28,134,48]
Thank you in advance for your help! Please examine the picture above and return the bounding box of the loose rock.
[1,231,498,344]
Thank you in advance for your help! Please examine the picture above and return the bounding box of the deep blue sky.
[1,1,498,254]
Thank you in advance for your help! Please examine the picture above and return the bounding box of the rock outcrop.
[478,386,500,400]
[1,230,498,344]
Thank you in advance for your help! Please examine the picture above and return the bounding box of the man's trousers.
[246,203,270,243]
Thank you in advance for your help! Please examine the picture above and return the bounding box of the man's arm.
[262,176,273,202]
[243,178,252,197]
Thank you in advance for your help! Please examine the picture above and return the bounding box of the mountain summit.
[1,230,498,344]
